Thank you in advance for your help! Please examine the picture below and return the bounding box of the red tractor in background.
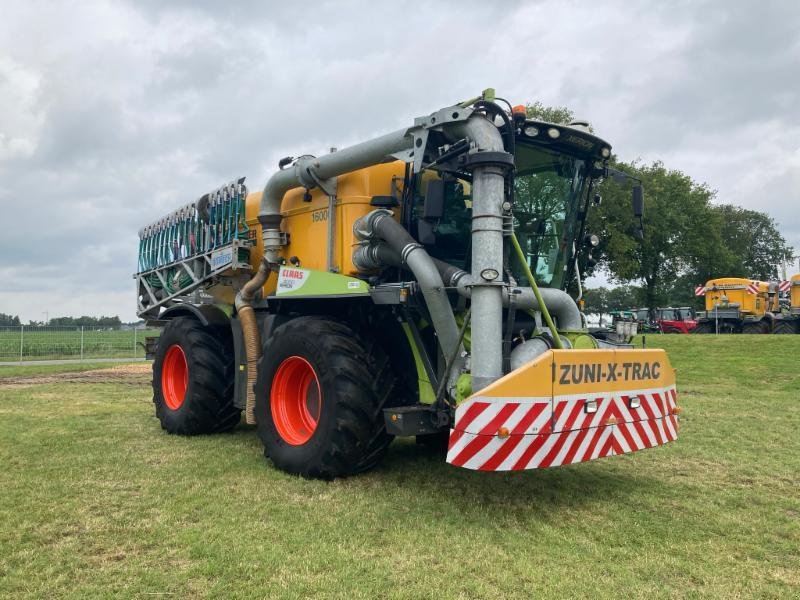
[653,307,698,334]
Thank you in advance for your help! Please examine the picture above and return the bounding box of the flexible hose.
[238,305,261,425]
[235,258,271,425]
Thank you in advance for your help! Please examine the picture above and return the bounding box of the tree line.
[0,314,128,327]
[527,102,794,310]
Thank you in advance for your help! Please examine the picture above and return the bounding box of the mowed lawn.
[1,337,798,598]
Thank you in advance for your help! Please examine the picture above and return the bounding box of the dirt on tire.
[0,363,152,389]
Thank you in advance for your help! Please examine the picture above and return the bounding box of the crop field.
[0,327,159,362]
[1,336,798,598]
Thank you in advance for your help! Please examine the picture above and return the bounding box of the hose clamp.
[400,242,423,264]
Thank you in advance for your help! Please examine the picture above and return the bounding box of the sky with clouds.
[1,0,798,322]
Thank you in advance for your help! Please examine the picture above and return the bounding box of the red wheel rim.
[270,356,322,445]
[162,344,188,410]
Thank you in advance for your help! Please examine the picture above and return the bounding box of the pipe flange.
[459,150,515,170]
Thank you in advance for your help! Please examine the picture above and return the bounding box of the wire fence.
[0,326,160,363]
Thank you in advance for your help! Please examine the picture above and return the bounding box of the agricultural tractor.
[653,307,697,334]
[694,278,774,333]
[772,274,800,334]
[135,90,679,478]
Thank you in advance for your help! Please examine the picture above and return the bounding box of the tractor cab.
[409,117,621,293]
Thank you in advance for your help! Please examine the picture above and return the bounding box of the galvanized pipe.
[434,261,583,332]
[449,117,507,391]
[361,249,584,331]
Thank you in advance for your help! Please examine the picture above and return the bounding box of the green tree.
[714,204,793,280]
[589,161,731,308]
[606,285,645,312]
[583,287,610,325]
[525,102,576,125]
[0,313,21,326]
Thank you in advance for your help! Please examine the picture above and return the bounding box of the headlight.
[547,127,560,139]
[524,126,539,137]
[601,147,611,158]
[585,233,600,247]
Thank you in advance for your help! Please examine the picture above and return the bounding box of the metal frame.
[135,238,252,318]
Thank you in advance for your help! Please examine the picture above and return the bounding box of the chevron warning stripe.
[446,386,678,471]
[694,285,706,296]
[779,280,791,293]
[746,282,760,295]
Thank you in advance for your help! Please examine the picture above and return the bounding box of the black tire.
[693,321,714,334]
[742,320,769,334]
[254,316,396,479]
[152,317,240,434]
[773,320,797,334]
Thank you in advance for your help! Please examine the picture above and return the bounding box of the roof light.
[601,147,611,158]
[547,127,560,139]
[524,125,539,137]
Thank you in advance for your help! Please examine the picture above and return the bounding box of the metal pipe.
[258,129,414,264]
[432,257,583,331]
[449,117,507,391]
[353,210,464,394]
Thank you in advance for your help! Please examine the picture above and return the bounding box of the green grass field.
[0,328,159,361]
[1,336,798,598]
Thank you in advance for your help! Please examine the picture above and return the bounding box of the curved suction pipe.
[353,210,465,395]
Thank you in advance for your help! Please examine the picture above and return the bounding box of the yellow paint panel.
[243,161,407,296]
[474,351,553,398]
[471,348,676,400]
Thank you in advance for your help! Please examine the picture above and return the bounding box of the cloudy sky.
[1,0,798,322]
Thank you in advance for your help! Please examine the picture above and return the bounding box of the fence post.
[134,327,138,358]
[19,324,24,364]
[80,326,84,361]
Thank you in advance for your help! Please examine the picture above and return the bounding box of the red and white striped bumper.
[447,388,678,471]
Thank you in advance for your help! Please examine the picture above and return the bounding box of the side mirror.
[632,185,644,218]
[423,179,445,219]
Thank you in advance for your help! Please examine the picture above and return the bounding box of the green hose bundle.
[136,178,248,274]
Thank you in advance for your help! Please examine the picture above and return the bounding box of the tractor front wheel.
[152,317,240,434]
[255,316,396,479]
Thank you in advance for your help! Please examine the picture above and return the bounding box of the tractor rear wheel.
[152,317,240,434]
[255,316,396,479]
[742,320,770,334]
[692,322,714,334]
[773,320,797,334]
